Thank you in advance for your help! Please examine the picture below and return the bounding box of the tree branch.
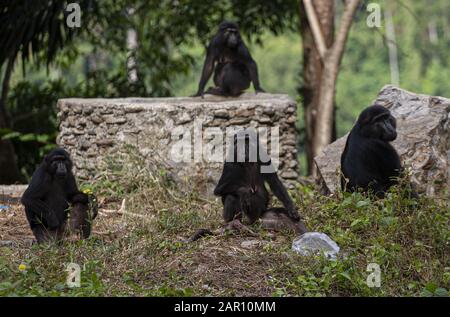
[303,0,327,60]
[329,0,360,65]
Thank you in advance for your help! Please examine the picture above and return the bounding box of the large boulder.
[314,85,450,196]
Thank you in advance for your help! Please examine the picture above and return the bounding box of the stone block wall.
[57,93,299,192]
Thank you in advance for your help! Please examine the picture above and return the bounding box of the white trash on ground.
[0,205,10,211]
[292,232,340,259]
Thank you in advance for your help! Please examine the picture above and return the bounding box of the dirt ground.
[1,186,32,246]
[0,188,131,248]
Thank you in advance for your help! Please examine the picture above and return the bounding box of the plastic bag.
[292,232,340,259]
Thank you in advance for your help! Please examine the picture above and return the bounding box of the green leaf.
[342,196,353,207]
[351,219,362,227]
[434,288,449,297]
[420,289,434,297]
[36,134,50,143]
[1,131,21,140]
[356,200,369,208]
[19,133,37,142]
[425,282,437,293]
[380,216,398,226]
[339,272,352,282]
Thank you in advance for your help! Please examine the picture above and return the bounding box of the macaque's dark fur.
[193,21,264,97]
[21,148,94,243]
[214,132,301,224]
[341,106,402,196]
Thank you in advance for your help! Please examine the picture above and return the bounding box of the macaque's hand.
[287,207,301,222]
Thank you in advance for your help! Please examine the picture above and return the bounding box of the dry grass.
[0,147,448,297]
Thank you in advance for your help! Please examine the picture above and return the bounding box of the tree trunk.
[0,58,22,184]
[126,28,139,83]
[384,8,400,86]
[298,0,335,175]
[302,0,360,175]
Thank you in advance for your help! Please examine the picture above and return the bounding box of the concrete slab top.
[58,93,296,109]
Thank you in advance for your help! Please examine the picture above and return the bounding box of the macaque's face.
[224,27,240,48]
[47,156,69,179]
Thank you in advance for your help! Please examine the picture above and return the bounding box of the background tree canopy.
[0,0,448,181]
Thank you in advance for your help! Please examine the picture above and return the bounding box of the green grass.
[0,149,448,297]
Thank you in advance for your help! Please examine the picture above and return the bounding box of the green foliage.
[0,245,106,296]
[420,282,449,297]
[2,80,65,178]
[336,0,450,136]
[0,1,89,67]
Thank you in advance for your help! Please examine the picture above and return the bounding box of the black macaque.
[21,148,93,243]
[193,21,264,97]
[341,105,410,197]
[214,130,303,225]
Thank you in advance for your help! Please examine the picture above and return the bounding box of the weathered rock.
[0,185,28,198]
[228,117,251,125]
[105,116,127,124]
[73,129,85,135]
[314,85,450,196]
[258,116,272,124]
[83,106,94,115]
[176,112,192,124]
[91,115,104,124]
[263,107,275,116]
[96,139,115,147]
[281,170,298,179]
[286,115,297,124]
[79,139,91,150]
[124,106,144,113]
[213,109,229,118]
[57,93,300,193]
[285,105,296,114]
[241,240,261,249]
